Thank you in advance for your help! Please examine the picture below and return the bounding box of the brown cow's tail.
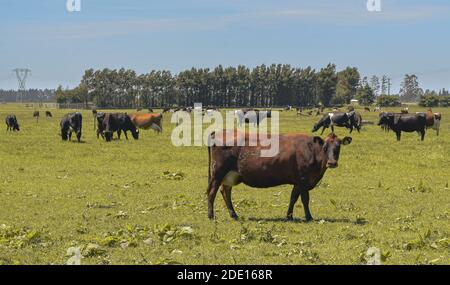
[207,131,216,195]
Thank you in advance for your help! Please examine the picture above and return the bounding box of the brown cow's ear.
[342,137,352,145]
[313,136,324,146]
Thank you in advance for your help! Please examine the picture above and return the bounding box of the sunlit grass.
[0,104,448,265]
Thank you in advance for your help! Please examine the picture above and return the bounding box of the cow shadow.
[247,217,366,225]
[70,140,86,144]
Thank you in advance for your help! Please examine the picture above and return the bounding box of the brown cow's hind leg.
[207,179,221,220]
[220,185,238,220]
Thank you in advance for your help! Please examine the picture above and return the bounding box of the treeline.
[0,89,55,102]
[417,88,449,107]
[57,64,376,108]
[56,65,449,108]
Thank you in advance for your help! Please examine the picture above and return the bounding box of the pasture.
[0,104,448,265]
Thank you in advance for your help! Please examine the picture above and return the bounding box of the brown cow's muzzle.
[326,161,338,168]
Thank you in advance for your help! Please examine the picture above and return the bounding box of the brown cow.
[417,109,442,136]
[206,131,352,221]
[129,113,163,133]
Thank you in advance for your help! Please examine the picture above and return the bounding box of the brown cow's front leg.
[286,185,301,221]
[300,190,313,222]
[220,185,238,220]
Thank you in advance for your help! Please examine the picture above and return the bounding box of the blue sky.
[0,0,449,92]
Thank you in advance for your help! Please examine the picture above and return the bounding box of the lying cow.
[60,112,82,142]
[206,131,352,221]
[98,113,139,142]
[5,115,20,132]
[312,111,360,134]
[129,113,163,133]
[378,112,426,141]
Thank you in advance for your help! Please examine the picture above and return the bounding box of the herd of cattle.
[5,110,164,142]
[2,106,444,222]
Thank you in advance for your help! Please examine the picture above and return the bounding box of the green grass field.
[0,104,448,265]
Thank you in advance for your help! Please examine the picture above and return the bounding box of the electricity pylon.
[13,68,31,103]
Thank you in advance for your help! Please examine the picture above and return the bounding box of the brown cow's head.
[314,133,352,168]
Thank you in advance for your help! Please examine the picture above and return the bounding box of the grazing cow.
[129,113,163,133]
[99,113,139,142]
[5,115,20,132]
[312,111,358,134]
[206,131,352,221]
[148,108,154,113]
[378,112,426,141]
[401,107,409,114]
[60,112,82,142]
[45,111,52,118]
[244,110,268,126]
[33,111,39,122]
[136,108,142,112]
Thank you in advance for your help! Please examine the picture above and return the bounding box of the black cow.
[45,111,52,118]
[60,112,82,142]
[5,115,20,132]
[96,112,106,139]
[33,111,39,123]
[99,113,139,142]
[312,111,359,134]
[379,112,393,132]
[378,112,426,141]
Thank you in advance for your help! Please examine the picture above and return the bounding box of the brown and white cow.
[206,131,352,221]
[416,109,442,136]
[129,113,163,133]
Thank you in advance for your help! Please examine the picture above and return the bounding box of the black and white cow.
[312,111,359,134]
[60,112,82,142]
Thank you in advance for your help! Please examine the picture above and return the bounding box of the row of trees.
[0,89,55,102]
[55,65,448,108]
[56,64,374,108]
